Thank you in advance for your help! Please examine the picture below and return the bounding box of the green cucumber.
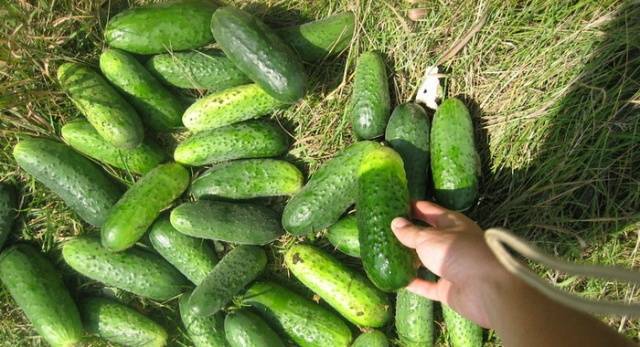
[105,1,218,54]
[180,291,229,347]
[99,48,184,131]
[385,103,431,200]
[57,62,143,149]
[211,7,306,103]
[149,216,218,285]
[62,236,188,300]
[183,84,286,132]
[174,120,289,166]
[352,330,389,347]
[0,244,83,347]
[284,244,390,327]
[326,215,359,257]
[442,305,483,347]
[0,183,17,249]
[431,98,480,211]
[190,159,303,199]
[13,138,122,226]
[282,141,380,236]
[244,281,352,347]
[357,146,414,292]
[224,310,285,347]
[102,162,189,252]
[82,297,167,347]
[348,51,391,140]
[396,271,434,347]
[61,119,166,175]
[188,246,266,317]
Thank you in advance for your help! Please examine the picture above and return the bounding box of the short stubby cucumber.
[0,183,17,249]
[62,236,188,300]
[442,305,483,347]
[57,62,143,148]
[102,163,190,252]
[174,120,289,166]
[0,244,83,347]
[284,244,390,327]
[13,138,122,226]
[396,270,434,347]
[190,159,303,199]
[348,51,391,139]
[211,7,306,103]
[326,215,360,257]
[352,330,389,347]
[224,310,285,347]
[180,291,229,347]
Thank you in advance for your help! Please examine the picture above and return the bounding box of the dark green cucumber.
[174,120,289,166]
[171,200,282,245]
[396,271,434,347]
[57,62,143,149]
[352,330,389,347]
[149,216,218,285]
[180,291,229,347]
[431,98,480,211]
[282,141,380,235]
[385,103,431,200]
[61,119,166,175]
[348,51,391,140]
[357,146,414,291]
[105,1,218,54]
[82,297,167,347]
[442,305,483,347]
[99,48,184,131]
[326,215,360,257]
[183,84,286,132]
[190,159,303,199]
[188,246,266,317]
[0,183,17,249]
[211,7,306,103]
[102,163,189,252]
[0,244,83,347]
[284,244,390,327]
[62,236,188,300]
[224,310,285,347]
[13,138,122,226]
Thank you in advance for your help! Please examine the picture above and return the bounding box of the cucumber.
[57,62,143,149]
[102,162,190,252]
[190,159,303,199]
[183,84,286,132]
[357,146,414,292]
[224,310,285,347]
[431,98,480,211]
[211,7,306,103]
[348,51,391,140]
[13,137,122,226]
[174,120,289,166]
[326,215,359,257]
[284,244,390,327]
[0,244,83,347]
[352,330,389,347]
[82,297,167,347]
[149,216,218,285]
[180,291,228,347]
[396,270,434,347]
[244,281,352,347]
[188,246,266,317]
[61,119,166,175]
[282,141,379,236]
[442,305,483,347]
[105,0,218,54]
[62,236,188,300]
[276,12,354,62]
[385,103,431,200]
[99,48,184,131]
[0,183,17,249]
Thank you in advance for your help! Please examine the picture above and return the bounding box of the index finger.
[411,201,459,228]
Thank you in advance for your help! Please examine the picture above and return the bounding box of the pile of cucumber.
[1,1,483,346]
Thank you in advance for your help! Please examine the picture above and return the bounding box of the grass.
[1,0,639,345]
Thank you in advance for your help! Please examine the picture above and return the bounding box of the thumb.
[405,277,452,304]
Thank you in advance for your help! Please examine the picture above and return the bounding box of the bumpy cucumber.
[149,216,218,285]
[385,103,431,200]
[62,236,188,300]
[431,98,480,211]
[188,246,266,317]
[102,163,189,252]
[0,183,17,249]
[13,138,122,226]
[396,271,434,347]
[82,297,167,347]
[0,244,83,347]
[224,310,285,347]
[244,281,352,347]
[442,305,483,347]
[104,1,218,54]
[282,141,379,235]
[352,330,389,347]
[99,48,184,131]
[190,159,303,199]
[180,291,229,347]
[57,62,143,148]
[211,7,306,103]
[326,215,360,257]
[284,244,390,327]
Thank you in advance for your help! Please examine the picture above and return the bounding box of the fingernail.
[392,217,411,229]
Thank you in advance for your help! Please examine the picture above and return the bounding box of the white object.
[415,65,442,110]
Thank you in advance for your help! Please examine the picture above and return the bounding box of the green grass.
[1,0,639,345]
